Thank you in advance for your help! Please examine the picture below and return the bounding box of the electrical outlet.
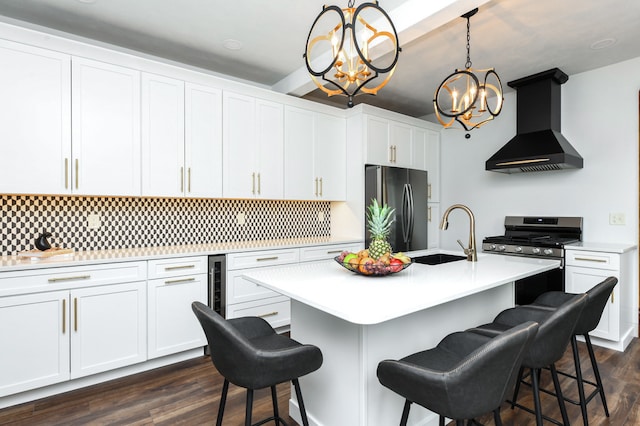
[87,213,101,229]
[318,211,325,222]
[609,212,626,225]
[236,212,246,225]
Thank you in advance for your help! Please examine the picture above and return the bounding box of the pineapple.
[366,198,395,260]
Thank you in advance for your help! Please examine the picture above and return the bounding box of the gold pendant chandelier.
[434,8,503,137]
[304,0,400,108]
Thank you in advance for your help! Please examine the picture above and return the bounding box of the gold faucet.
[440,204,478,262]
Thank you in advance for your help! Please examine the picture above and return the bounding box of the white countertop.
[0,237,361,273]
[242,252,560,325]
[566,241,637,254]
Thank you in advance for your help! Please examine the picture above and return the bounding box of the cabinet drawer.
[226,297,290,329]
[227,269,282,304]
[227,249,299,270]
[0,261,147,296]
[565,250,619,271]
[299,243,363,262]
[147,256,207,279]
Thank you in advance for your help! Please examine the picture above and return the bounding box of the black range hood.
[486,68,583,173]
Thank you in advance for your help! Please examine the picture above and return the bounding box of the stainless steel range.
[482,216,583,304]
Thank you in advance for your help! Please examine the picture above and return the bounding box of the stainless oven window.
[515,267,564,305]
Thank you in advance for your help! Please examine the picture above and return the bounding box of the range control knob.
[543,248,554,256]
[515,246,523,253]
[489,244,497,251]
[497,245,506,252]
[532,248,541,255]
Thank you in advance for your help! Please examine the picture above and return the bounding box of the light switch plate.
[87,213,101,229]
[609,212,625,225]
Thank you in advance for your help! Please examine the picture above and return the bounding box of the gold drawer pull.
[257,256,278,262]
[327,250,342,254]
[574,257,607,263]
[165,277,196,285]
[48,275,91,283]
[258,311,278,318]
[165,265,196,271]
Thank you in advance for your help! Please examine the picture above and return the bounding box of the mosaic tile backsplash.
[0,195,331,256]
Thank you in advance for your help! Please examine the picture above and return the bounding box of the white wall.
[437,57,640,251]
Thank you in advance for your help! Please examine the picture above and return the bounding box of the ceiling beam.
[272,0,491,97]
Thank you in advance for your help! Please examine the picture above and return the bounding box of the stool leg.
[438,414,445,426]
[400,400,412,426]
[585,334,609,416]
[550,364,570,426]
[245,389,254,426]
[293,379,311,426]
[571,336,589,425]
[511,366,525,409]
[493,408,503,426]
[270,385,280,425]
[530,368,543,426]
[216,379,229,426]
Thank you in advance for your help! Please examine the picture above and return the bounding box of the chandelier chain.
[348,0,355,7]
[465,15,472,69]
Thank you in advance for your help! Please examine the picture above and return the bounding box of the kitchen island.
[242,252,560,426]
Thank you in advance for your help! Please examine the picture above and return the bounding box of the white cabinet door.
[0,291,70,397]
[565,266,620,341]
[389,122,412,167]
[223,91,258,198]
[185,83,223,198]
[70,282,146,379]
[256,99,284,199]
[426,129,441,202]
[427,203,440,249]
[411,128,427,171]
[141,73,185,197]
[284,106,315,199]
[0,40,71,195]
[314,113,346,200]
[366,115,391,165]
[147,274,207,359]
[72,57,141,196]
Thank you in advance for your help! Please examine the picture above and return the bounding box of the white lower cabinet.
[147,257,207,359]
[427,203,441,249]
[0,262,147,397]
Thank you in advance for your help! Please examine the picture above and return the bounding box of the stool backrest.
[576,276,618,334]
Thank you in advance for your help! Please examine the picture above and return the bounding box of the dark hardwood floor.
[1,338,639,425]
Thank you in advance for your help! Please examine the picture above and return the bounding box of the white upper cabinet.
[223,91,284,199]
[284,106,346,200]
[185,83,223,198]
[72,57,141,196]
[365,115,391,166]
[141,73,185,197]
[389,122,412,167]
[0,40,71,195]
[411,128,428,172]
[426,129,441,202]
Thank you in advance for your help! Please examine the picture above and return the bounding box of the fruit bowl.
[334,256,413,277]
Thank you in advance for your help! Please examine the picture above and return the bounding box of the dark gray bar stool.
[468,293,586,426]
[527,276,618,425]
[377,321,539,426]
[192,301,323,426]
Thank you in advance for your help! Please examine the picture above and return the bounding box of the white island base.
[289,286,513,426]
[243,253,560,426]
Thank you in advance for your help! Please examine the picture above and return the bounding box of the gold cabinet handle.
[165,265,195,271]
[188,167,191,193]
[74,297,78,332]
[165,277,196,285]
[180,166,184,192]
[574,257,607,263]
[252,172,256,194]
[428,206,432,222]
[389,145,394,163]
[257,173,261,195]
[315,177,319,196]
[428,183,432,200]
[611,292,614,304]
[258,311,278,318]
[319,177,323,197]
[75,159,79,189]
[62,298,66,334]
[327,250,342,254]
[48,275,91,283]
[64,158,69,189]
[257,256,278,262]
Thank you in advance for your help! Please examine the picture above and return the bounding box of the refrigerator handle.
[401,184,411,243]
[407,184,415,242]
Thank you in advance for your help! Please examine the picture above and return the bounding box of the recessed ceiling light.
[223,39,243,51]
[590,38,617,50]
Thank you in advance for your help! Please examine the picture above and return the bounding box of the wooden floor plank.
[0,339,638,425]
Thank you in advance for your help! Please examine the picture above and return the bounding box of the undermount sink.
[412,253,467,265]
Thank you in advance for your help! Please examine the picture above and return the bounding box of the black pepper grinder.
[35,231,52,251]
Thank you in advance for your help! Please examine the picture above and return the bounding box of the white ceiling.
[0,0,639,118]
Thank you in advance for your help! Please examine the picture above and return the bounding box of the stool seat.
[377,321,539,426]
[192,301,323,426]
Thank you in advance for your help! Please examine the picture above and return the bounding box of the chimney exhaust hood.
[485,68,583,173]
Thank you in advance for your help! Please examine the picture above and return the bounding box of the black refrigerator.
[364,165,428,252]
